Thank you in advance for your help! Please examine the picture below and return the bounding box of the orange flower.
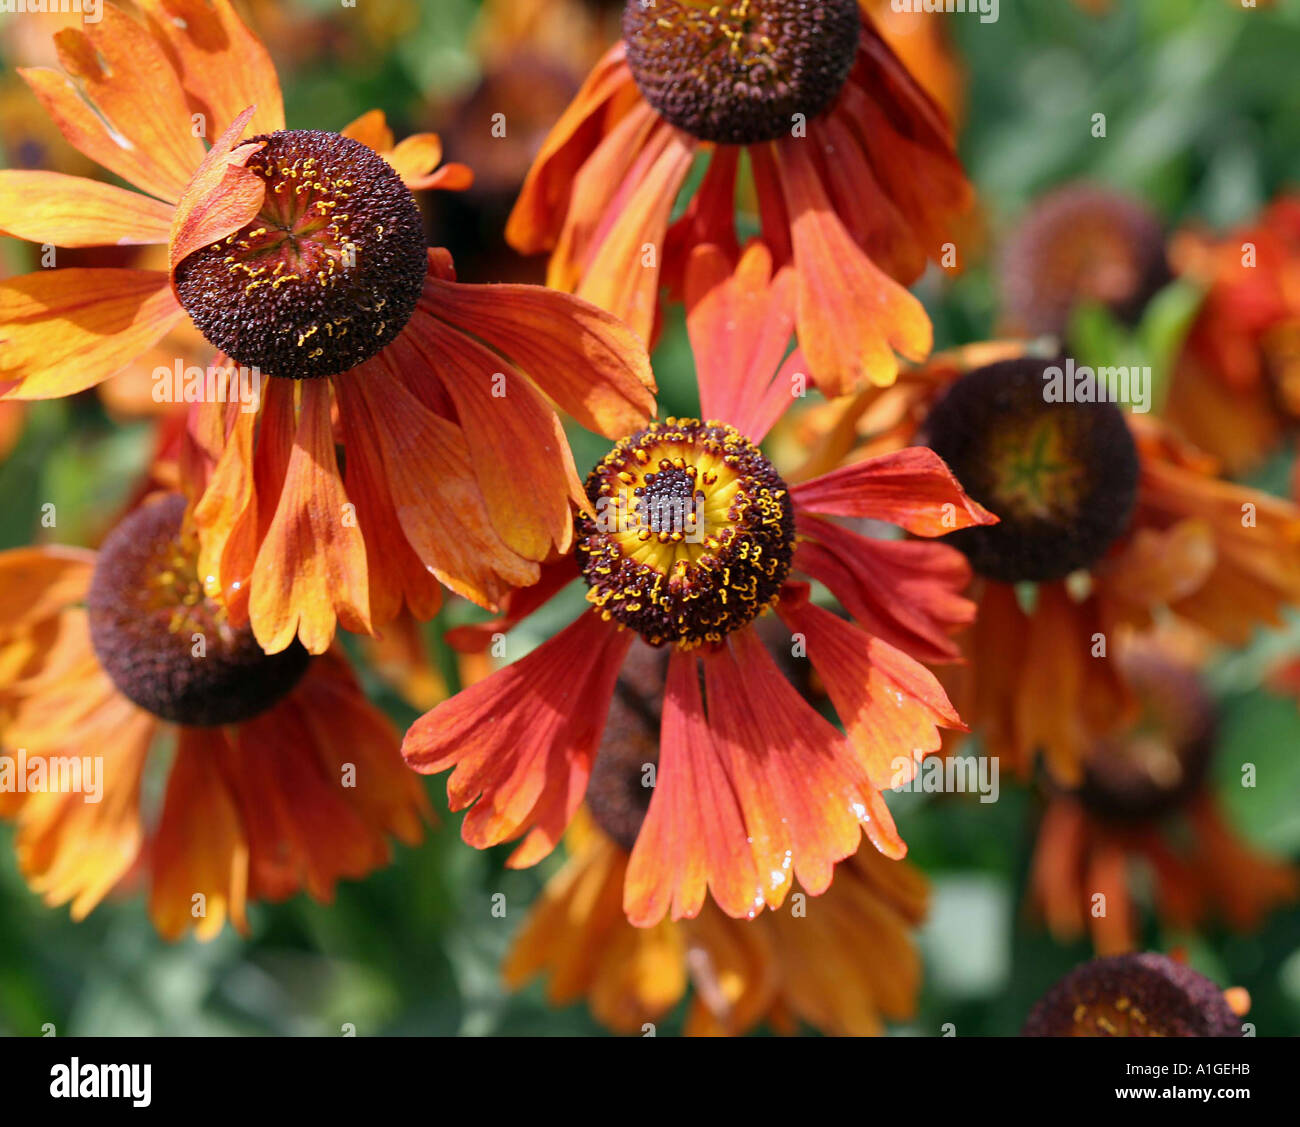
[402,244,994,927]
[0,494,429,940]
[0,1,656,656]
[506,811,927,1035]
[504,635,926,1035]
[1166,196,1300,473]
[506,0,971,394]
[1028,644,1297,954]
[802,347,1300,783]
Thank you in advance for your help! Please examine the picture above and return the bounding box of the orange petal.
[777,595,963,790]
[421,270,655,438]
[684,241,800,444]
[137,0,285,138]
[340,355,540,609]
[340,108,395,153]
[0,171,174,247]
[402,611,631,855]
[404,314,582,560]
[0,268,185,399]
[793,516,975,664]
[168,106,266,274]
[625,649,761,926]
[700,629,902,915]
[571,121,696,344]
[772,136,933,394]
[249,379,372,654]
[388,134,473,192]
[22,4,206,203]
[505,43,639,253]
[790,446,996,535]
[149,726,250,941]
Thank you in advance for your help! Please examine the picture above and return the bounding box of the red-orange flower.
[403,244,994,926]
[0,1,656,656]
[506,812,927,1035]
[797,346,1300,783]
[506,0,971,394]
[1028,643,1297,954]
[0,494,429,939]
[1165,196,1300,474]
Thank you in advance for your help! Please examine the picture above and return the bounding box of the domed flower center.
[1001,186,1170,338]
[622,0,862,145]
[1077,654,1214,823]
[175,130,427,380]
[922,358,1140,583]
[586,642,666,852]
[87,495,311,727]
[1024,954,1242,1038]
[577,418,795,649]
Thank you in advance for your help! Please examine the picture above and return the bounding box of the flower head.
[402,245,995,926]
[506,0,972,394]
[0,494,429,939]
[1023,953,1245,1038]
[0,0,656,656]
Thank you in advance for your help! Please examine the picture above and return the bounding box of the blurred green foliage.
[1,0,1299,1037]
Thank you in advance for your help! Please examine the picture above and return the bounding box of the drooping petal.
[684,241,800,445]
[506,43,641,253]
[148,725,249,941]
[334,375,444,627]
[770,135,933,395]
[13,691,155,922]
[249,379,372,654]
[137,0,285,138]
[0,268,185,399]
[420,266,656,438]
[20,4,206,203]
[341,355,540,609]
[624,649,761,926]
[791,446,996,535]
[226,698,389,903]
[293,649,432,848]
[571,120,696,345]
[700,628,904,915]
[403,313,584,560]
[387,134,473,192]
[793,516,975,664]
[402,611,631,856]
[0,171,174,247]
[776,592,962,791]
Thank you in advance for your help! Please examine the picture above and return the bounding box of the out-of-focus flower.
[1165,197,1300,474]
[403,243,994,927]
[507,0,971,393]
[504,640,927,1035]
[0,1,656,656]
[998,183,1170,340]
[799,349,1300,783]
[1023,953,1246,1037]
[1029,644,1297,953]
[0,494,429,939]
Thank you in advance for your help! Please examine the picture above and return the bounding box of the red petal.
[790,446,997,536]
[402,612,630,856]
